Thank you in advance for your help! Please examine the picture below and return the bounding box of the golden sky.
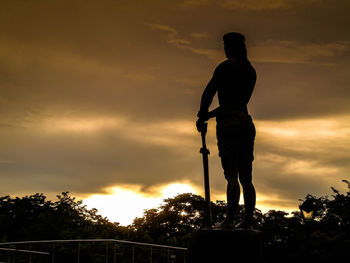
[1,0,349,225]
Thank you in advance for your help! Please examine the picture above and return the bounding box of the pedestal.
[188,229,264,263]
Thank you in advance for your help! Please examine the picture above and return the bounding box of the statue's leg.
[236,116,256,227]
[221,155,240,223]
[238,161,256,224]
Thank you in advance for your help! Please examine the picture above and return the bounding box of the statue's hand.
[197,110,209,121]
[196,118,207,133]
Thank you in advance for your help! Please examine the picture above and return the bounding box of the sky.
[1,0,349,225]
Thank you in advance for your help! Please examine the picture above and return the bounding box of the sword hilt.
[200,122,208,150]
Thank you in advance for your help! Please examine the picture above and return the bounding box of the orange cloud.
[182,0,319,10]
[250,40,350,64]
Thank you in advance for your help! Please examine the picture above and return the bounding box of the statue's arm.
[198,77,218,121]
[207,107,220,119]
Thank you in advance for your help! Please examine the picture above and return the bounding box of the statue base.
[188,229,263,263]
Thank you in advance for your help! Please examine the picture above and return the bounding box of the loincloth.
[216,111,255,163]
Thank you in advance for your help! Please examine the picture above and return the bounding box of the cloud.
[149,23,350,65]
[252,115,350,202]
[125,73,155,81]
[250,40,350,64]
[148,23,192,47]
[0,115,201,197]
[219,0,318,10]
[147,23,178,36]
[40,117,126,133]
[250,59,350,120]
[190,32,209,39]
[2,112,348,218]
[0,40,122,76]
[1,0,349,219]
[147,23,350,122]
[148,23,222,62]
[182,0,319,10]
[180,0,211,8]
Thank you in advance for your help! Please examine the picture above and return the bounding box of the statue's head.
[223,32,247,60]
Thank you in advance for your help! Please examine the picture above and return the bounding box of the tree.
[0,192,126,242]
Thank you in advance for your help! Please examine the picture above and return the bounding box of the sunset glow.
[82,182,299,225]
[1,0,349,227]
[83,183,199,225]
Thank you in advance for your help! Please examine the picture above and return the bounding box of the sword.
[199,122,212,229]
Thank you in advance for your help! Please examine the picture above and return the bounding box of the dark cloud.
[250,61,350,119]
[0,123,202,196]
[0,0,349,212]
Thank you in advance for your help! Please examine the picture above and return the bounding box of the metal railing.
[0,239,187,263]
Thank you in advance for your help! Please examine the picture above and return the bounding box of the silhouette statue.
[196,32,256,229]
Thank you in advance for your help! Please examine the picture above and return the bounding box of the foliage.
[0,192,123,242]
[133,193,223,246]
[260,180,350,263]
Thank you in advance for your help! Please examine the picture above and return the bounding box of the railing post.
[113,243,116,263]
[105,242,108,263]
[77,242,80,263]
[132,245,135,263]
[52,243,55,263]
[150,246,152,263]
[28,244,32,263]
[167,248,169,263]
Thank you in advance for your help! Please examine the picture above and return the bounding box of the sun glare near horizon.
[83,183,198,226]
[83,182,300,226]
